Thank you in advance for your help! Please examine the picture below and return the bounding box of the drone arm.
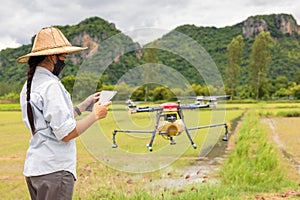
[131,106,163,113]
[180,104,209,110]
[112,129,157,149]
[187,123,229,141]
[187,123,226,131]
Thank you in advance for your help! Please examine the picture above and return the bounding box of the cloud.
[0,0,299,50]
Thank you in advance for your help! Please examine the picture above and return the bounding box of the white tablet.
[99,90,117,104]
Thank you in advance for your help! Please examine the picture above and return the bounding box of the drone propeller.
[179,103,209,109]
[130,105,163,113]
[179,95,230,100]
[198,95,230,101]
[128,102,210,114]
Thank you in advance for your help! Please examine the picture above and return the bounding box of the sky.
[0,0,299,50]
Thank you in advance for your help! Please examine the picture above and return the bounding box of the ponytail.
[26,56,45,135]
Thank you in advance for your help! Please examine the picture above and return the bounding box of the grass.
[0,104,21,111]
[219,111,291,191]
[160,110,298,200]
[0,103,299,199]
[0,112,30,199]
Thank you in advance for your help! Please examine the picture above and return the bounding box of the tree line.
[1,19,300,103]
[225,31,300,100]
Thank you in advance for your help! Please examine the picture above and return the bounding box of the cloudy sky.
[1,0,299,50]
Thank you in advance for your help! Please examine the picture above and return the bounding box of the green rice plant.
[0,103,21,111]
[2,105,298,199]
[258,107,300,117]
[218,110,294,192]
[276,110,300,117]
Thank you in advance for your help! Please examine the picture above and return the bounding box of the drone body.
[192,95,230,108]
[112,101,229,152]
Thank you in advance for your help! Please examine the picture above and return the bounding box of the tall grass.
[218,111,295,192]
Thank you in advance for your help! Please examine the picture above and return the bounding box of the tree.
[249,32,273,100]
[152,86,175,101]
[272,75,290,98]
[294,70,300,84]
[113,82,134,100]
[143,41,158,102]
[61,75,75,95]
[290,83,300,99]
[225,35,244,100]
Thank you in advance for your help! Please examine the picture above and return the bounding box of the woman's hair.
[26,55,45,134]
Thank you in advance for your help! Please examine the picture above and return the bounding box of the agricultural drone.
[181,95,230,108]
[112,100,229,152]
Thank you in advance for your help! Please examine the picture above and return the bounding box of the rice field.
[0,102,299,199]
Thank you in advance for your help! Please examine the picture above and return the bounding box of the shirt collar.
[35,66,59,81]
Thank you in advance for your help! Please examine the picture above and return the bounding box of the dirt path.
[254,190,300,200]
[261,118,300,176]
[259,118,300,200]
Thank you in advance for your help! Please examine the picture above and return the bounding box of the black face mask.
[52,57,65,76]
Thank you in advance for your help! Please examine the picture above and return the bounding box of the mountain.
[155,13,300,85]
[0,14,299,96]
[0,17,142,96]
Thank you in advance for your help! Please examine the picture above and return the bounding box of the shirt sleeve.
[42,81,76,140]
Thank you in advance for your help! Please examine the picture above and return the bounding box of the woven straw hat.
[17,26,88,63]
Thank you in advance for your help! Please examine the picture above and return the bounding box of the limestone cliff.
[242,18,268,38]
[242,14,300,38]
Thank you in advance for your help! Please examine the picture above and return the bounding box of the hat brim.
[17,46,88,63]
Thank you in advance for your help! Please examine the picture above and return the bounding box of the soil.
[254,190,300,200]
[146,114,244,193]
[258,118,300,200]
[261,118,300,178]
[148,116,300,199]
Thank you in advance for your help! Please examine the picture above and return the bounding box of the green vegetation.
[1,103,299,199]
[249,32,273,99]
[219,111,291,191]
[1,12,300,199]
[1,14,300,101]
[226,35,244,99]
[0,103,20,111]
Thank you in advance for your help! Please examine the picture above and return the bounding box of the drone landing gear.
[177,110,197,149]
[112,130,118,148]
[170,137,176,145]
[185,128,197,149]
[222,124,229,141]
[112,124,229,152]
[146,131,156,152]
[146,144,153,151]
[112,129,157,151]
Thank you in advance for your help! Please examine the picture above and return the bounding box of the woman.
[17,26,111,199]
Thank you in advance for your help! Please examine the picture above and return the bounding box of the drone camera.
[164,113,177,122]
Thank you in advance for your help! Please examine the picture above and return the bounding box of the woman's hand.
[92,101,112,120]
[83,92,100,111]
[65,101,112,142]
[75,92,100,114]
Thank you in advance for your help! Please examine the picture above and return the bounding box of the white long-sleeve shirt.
[20,66,77,179]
